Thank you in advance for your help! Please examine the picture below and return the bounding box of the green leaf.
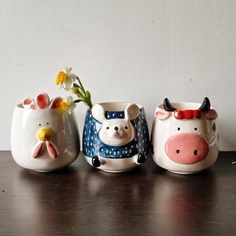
[73,99,82,103]
[85,90,91,99]
[73,83,80,87]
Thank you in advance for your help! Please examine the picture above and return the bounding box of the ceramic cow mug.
[151,97,219,174]
[11,93,80,172]
[83,102,149,173]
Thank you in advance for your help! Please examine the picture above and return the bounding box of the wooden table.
[0,151,236,236]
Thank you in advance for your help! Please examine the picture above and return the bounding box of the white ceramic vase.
[83,102,149,173]
[11,94,80,172]
[151,97,219,174]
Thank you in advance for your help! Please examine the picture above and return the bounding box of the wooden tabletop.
[0,151,236,236]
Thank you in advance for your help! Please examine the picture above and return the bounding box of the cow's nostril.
[194,150,198,156]
[176,149,180,154]
[114,126,118,131]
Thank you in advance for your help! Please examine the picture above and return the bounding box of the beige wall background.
[0,0,235,150]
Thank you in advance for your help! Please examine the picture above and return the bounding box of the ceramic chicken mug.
[83,102,149,173]
[151,97,219,174]
[11,93,80,172]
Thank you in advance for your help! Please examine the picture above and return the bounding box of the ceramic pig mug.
[11,93,80,172]
[83,102,149,173]
[151,97,219,174]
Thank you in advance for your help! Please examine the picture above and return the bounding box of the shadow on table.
[8,166,81,235]
[147,168,217,235]
[8,156,217,236]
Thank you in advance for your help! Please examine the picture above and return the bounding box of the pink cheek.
[100,129,110,138]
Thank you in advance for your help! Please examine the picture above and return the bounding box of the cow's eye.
[106,127,109,129]
[177,127,180,131]
[125,126,128,129]
[47,122,49,125]
[39,124,41,126]
[194,127,197,131]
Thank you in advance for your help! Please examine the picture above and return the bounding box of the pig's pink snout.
[165,133,209,164]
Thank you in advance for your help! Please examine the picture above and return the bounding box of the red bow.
[174,109,201,119]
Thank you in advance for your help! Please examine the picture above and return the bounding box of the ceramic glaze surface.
[83,102,149,172]
[11,100,80,172]
[165,133,209,164]
[152,98,219,174]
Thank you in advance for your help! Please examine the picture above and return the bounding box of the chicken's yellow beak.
[38,128,52,141]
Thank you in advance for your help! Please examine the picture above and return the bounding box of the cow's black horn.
[163,98,176,111]
[199,97,211,112]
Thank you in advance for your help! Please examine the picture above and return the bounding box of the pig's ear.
[36,93,50,109]
[22,97,36,109]
[50,97,63,109]
[125,104,140,121]
[92,104,106,123]
[205,109,218,120]
[156,109,171,120]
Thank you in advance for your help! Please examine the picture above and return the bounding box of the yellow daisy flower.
[55,67,77,91]
[58,96,76,114]
[55,71,67,85]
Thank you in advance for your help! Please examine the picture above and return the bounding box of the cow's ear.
[92,104,106,123]
[125,104,140,121]
[205,109,218,120]
[156,109,171,120]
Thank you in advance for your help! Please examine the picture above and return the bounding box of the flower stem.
[76,77,86,95]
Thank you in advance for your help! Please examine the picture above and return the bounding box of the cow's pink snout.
[165,133,209,164]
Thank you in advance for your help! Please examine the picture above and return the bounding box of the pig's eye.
[47,122,49,125]
[177,127,180,131]
[106,127,109,129]
[125,126,128,129]
[194,127,197,131]
[39,124,42,127]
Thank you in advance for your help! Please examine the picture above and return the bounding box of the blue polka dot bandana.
[105,111,125,119]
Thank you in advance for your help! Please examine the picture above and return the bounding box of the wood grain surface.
[0,151,236,236]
